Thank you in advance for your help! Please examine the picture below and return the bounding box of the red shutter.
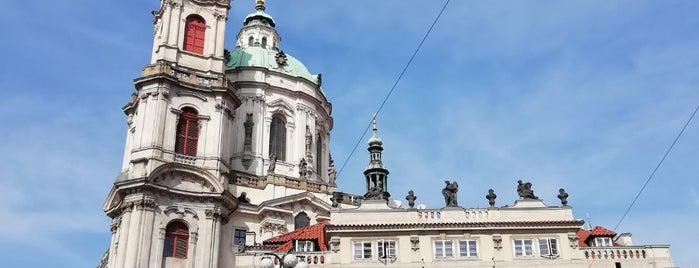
[175,108,199,156]
[184,16,206,54]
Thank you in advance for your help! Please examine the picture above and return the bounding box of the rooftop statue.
[486,188,497,207]
[442,180,459,207]
[558,188,569,206]
[517,180,538,199]
[405,190,417,208]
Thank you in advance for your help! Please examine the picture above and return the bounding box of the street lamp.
[259,252,306,268]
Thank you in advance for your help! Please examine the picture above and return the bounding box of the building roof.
[263,221,329,252]
[577,225,617,247]
[225,46,318,84]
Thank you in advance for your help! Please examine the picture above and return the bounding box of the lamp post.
[259,252,309,268]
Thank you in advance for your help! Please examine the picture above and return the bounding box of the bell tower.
[101,0,242,267]
[363,115,390,201]
[150,0,230,73]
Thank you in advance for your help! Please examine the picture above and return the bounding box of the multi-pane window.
[377,240,396,259]
[539,238,559,257]
[175,107,199,156]
[163,222,189,258]
[183,15,206,54]
[353,242,372,260]
[513,239,534,257]
[295,240,315,252]
[233,229,246,246]
[269,115,286,161]
[459,240,478,257]
[594,237,613,247]
[434,240,454,259]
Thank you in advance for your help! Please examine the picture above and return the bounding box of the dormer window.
[594,237,613,247]
[295,240,315,252]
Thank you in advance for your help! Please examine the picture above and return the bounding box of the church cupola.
[363,115,390,201]
[236,0,280,49]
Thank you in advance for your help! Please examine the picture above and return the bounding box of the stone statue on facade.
[517,180,538,199]
[327,157,337,185]
[405,190,417,208]
[267,153,277,174]
[299,158,308,178]
[558,188,569,206]
[237,192,251,204]
[330,191,342,208]
[442,180,459,207]
[486,188,497,207]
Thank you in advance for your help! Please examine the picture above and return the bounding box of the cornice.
[327,220,585,233]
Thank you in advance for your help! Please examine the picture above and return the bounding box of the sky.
[0,0,698,267]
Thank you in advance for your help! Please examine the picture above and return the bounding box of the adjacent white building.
[98,1,676,268]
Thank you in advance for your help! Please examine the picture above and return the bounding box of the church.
[98,1,676,267]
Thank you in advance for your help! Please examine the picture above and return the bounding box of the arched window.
[248,36,254,47]
[261,37,267,48]
[294,212,310,230]
[183,15,206,54]
[175,107,199,156]
[269,115,286,161]
[316,133,323,175]
[163,222,189,258]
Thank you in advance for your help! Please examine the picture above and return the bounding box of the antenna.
[586,213,592,229]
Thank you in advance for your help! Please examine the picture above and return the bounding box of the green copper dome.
[225,46,319,84]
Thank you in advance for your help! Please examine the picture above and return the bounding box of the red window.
[175,107,199,156]
[184,15,206,54]
[164,222,189,258]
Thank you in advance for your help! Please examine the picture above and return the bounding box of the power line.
[587,104,699,268]
[612,104,699,231]
[336,0,451,177]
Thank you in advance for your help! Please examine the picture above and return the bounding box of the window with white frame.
[377,240,396,259]
[295,240,315,252]
[513,239,534,257]
[458,240,478,258]
[353,241,372,260]
[594,237,613,247]
[434,240,454,259]
[538,238,559,258]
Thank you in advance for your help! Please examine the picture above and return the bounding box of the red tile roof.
[589,226,616,236]
[264,221,328,252]
[577,225,617,247]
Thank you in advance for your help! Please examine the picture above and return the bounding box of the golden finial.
[256,0,265,6]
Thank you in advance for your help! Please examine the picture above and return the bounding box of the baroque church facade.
[99,1,676,267]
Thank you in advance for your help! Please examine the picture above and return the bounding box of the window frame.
[175,107,199,156]
[295,240,315,252]
[269,114,287,161]
[458,240,479,258]
[594,237,613,247]
[377,240,397,260]
[513,239,535,258]
[352,241,373,260]
[433,240,455,259]
[163,222,189,259]
[233,228,247,246]
[538,238,559,258]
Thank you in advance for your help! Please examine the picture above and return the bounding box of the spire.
[244,0,276,27]
[367,113,383,147]
[364,113,390,201]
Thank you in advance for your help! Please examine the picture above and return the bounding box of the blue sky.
[1,0,698,267]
